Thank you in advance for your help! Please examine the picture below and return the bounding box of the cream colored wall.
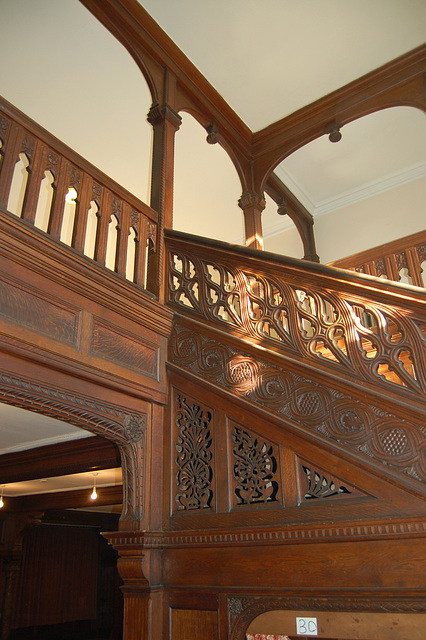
[0,0,152,202]
[264,176,426,263]
[0,0,245,245]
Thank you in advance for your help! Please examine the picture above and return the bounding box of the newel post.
[146,101,182,300]
[238,191,266,250]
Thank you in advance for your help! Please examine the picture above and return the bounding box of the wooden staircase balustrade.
[328,229,426,288]
[0,96,157,293]
[165,230,426,404]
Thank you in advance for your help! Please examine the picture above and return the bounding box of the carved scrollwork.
[300,464,352,500]
[170,324,426,483]
[175,395,214,511]
[0,115,9,135]
[21,136,34,158]
[111,197,121,221]
[130,209,139,229]
[69,167,81,189]
[92,181,102,202]
[167,247,426,398]
[232,426,279,505]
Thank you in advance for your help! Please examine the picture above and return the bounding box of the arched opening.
[34,170,55,232]
[267,107,425,265]
[244,608,426,639]
[0,401,124,640]
[174,112,243,244]
[84,200,99,260]
[105,213,119,272]
[7,153,30,217]
[60,186,78,246]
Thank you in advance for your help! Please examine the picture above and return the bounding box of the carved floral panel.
[231,423,280,507]
[174,394,214,511]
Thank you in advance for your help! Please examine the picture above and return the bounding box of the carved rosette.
[170,324,426,483]
[92,181,102,203]
[0,115,9,137]
[21,135,35,159]
[130,209,140,230]
[46,151,59,175]
[69,167,81,190]
[174,395,214,510]
[416,243,426,265]
[111,197,121,222]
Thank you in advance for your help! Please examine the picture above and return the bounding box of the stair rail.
[328,230,426,288]
[165,230,426,404]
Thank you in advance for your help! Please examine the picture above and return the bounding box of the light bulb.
[90,473,98,500]
[0,496,3,508]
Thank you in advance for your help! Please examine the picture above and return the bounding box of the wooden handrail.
[0,96,157,292]
[165,229,426,403]
[328,230,426,288]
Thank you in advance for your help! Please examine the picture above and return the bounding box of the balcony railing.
[328,230,426,288]
[165,230,426,402]
[0,97,157,291]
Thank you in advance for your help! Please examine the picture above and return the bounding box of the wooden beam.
[0,435,121,484]
[2,485,123,513]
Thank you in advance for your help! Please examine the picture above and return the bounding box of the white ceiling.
[0,1,425,462]
[139,0,426,132]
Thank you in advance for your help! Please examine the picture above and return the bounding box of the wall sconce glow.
[0,485,4,508]
[90,473,98,500]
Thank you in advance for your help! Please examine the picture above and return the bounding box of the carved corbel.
[206,122,220,145]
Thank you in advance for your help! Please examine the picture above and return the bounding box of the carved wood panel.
[230,422,281,509]
[167,242,426,399]
[173,393,215,513]
[169,323,426,484]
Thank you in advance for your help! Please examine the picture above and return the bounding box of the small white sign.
[296,617,318,636]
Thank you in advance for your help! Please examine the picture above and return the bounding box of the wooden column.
[104,532,159,640]
[238,191,265,250]
[147,101,181,299]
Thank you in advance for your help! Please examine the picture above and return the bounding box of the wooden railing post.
[147,101,181,300]
[238,191,265,250]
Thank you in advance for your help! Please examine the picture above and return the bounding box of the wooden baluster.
[0,124,24,211]
[115,202,131,277]
[20,142,52,224]
[134,214,149,287]
[406,247,424,288]
[47,157,69,240]
[71,173,92,253]
[386,254,400,281]
[94,190,111,267]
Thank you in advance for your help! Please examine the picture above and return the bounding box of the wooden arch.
[0,370,145,524]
